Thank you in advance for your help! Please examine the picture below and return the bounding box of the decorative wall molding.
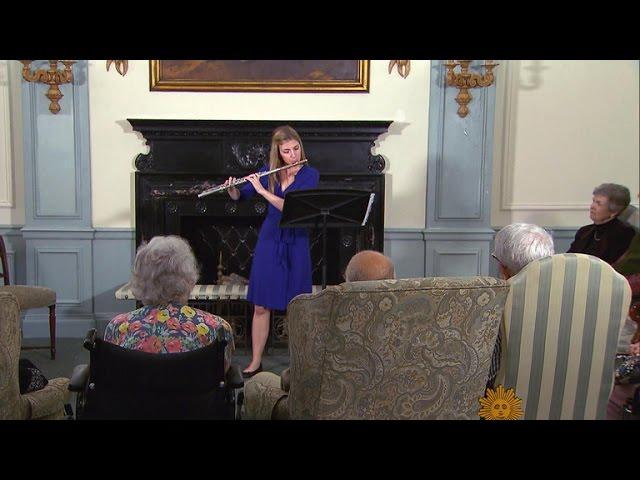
[495,61,617,213]
[34,247,82,304]
[93,228,136,240]
[7,225,581,337]
[500,203,591,211]
[22,61,92,226]
[0,60,13,207]
[384,229,426,278]
[498,202,640,211]
[433,248,483,276]
[22,314,96,339]
[426,60,497,230]
[19,61,96,338]
[10,227,135,338]
[31,81,81,219]
[434,88,489,220]
[21,228,95,239]
[386,227,578,279]
[92,228,136,324]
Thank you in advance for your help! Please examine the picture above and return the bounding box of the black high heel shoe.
[242,363,263,378]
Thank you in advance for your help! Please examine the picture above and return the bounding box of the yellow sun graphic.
[478,384,524,420]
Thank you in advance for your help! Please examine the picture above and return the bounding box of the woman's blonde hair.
[129,235,199,305]
[267,125,305,193]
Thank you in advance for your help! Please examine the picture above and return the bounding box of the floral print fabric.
[104,303,234,367]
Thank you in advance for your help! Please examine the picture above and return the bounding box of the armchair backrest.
[0,291,27,419]
[286,277,510,419]
[496,253,631,419]
[618,204,639,231]
[81,336,229,419]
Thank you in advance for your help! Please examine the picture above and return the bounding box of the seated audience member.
[344,250,395,282]
[492,223,555,279]
[242,250,395,419]
[567,183,635,265]
[614,229,640,351]
[487,223,555,388]
[609,200,640,418]
[104,235,234,371]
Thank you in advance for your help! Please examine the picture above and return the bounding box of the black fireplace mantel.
[130,119,392,287]
[128,119,392,174]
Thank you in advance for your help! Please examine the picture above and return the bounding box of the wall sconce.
[20,60,76,114]
[444,60,498,118]
[389,60,411,78]
[106,60,128,76]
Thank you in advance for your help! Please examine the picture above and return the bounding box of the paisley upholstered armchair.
[0,291,69,420]
[245,276,509,420]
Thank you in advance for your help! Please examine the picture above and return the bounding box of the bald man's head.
[344,250,395,282]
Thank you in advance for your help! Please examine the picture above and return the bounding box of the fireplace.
[130,119,391,347]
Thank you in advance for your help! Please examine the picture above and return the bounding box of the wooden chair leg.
[48,304,56,360]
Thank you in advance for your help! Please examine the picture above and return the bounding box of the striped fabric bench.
[115,283,325,301]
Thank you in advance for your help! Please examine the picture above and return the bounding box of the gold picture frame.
[149,60,369,92]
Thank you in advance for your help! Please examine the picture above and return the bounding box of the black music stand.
[280,189,375,290]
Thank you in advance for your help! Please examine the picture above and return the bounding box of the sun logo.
[478,385,524,420]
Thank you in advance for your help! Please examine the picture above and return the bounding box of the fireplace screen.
[180,214,365,286]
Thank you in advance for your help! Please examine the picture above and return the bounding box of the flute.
[197,159,308,198]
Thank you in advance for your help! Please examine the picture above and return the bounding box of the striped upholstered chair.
[495,253,632,420]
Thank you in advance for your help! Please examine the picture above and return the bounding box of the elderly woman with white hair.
[567,183,635,265]
[104,235,234,371]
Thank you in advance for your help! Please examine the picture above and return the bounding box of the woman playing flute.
[225,125,319,377]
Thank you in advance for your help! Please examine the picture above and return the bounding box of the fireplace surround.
[130,119,391,347]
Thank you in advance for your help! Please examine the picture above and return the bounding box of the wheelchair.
[68,328,244,419]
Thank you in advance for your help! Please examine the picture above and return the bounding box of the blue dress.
[239,164,320,310]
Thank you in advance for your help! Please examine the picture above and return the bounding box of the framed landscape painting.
[149,60,369,92]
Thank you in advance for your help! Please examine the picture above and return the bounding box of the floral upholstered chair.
[272,276,509,420]
[495,253,632,420]
[0,291,69,420]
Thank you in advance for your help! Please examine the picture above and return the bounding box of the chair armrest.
[225,364,244,389]
[68,364,90,392]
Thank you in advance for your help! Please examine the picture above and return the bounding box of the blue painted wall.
[385,227,578,280]
[423,61,497,276]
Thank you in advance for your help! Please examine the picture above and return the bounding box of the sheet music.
[362,193,375,226]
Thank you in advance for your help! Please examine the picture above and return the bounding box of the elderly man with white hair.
[487,223,555,389]
[492,223,555,280]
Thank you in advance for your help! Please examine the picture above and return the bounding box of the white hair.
[494,223,554,274]
[130,235,199,305]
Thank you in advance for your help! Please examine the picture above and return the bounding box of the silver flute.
[197,159,308,198]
